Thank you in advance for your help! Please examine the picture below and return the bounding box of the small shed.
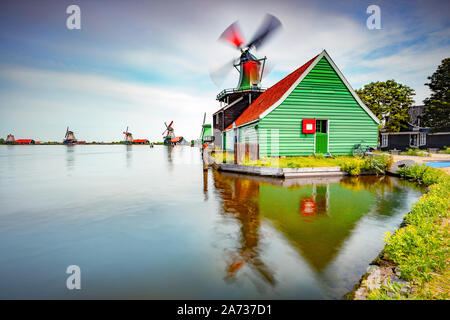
[132,139,149,144]
[14,139,35,144]
[223,50,380,156]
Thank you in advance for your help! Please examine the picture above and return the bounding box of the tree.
[422,58,450,131]
[356,80,415,132]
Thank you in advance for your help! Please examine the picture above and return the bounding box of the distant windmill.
[63,127,77,144]
[162,121,175,145]
[200,113,213,145]
[6,134,15,144]
[123,126,133,144]
[162,120,184,145]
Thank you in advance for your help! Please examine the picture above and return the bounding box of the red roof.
[225,54,318,130]
[15,139,34,144]
[132,139,149,143]
[170,136,183,143]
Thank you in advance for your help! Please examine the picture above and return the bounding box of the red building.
[14,139,35,144]
[132,139,149,144]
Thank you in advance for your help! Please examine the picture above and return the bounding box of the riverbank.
[347,165,450,300]
[210,152,393,177]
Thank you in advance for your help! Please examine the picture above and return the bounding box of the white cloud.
[0,66,216,141]
[1,0,448,140]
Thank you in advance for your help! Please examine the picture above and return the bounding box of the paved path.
[392,153,450,164]
[392,153,450,175]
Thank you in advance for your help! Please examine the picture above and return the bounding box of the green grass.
[211,152,393,175]
[367,165,450,300]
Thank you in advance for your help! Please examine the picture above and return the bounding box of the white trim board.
[258,50,380,124]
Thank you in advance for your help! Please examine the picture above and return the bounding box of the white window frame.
[410,133,419,148]
[381,134,388,148]
[419,132,426,146]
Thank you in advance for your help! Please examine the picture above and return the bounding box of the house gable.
[259,54,379,156]
[259,51,379,124]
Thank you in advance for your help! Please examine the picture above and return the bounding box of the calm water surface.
[0,145,423,299]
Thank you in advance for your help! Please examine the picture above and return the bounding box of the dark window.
[316,120,328,133]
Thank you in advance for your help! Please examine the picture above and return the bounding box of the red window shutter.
[302,119,316,134]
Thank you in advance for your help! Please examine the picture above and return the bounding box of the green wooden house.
[222,50,380,156]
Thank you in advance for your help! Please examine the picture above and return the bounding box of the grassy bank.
[211,152,393,175]
[365,165,450,299]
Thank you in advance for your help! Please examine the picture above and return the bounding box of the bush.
[397,164,447,185]
[338,154,393,175]
[363,154,393,173]
[339,158,363,176]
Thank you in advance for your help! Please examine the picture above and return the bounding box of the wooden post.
[234,143,237,164]
[245,143,249,163]
[202,150,208,171]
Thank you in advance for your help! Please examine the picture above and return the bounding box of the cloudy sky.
[0,0,449,142]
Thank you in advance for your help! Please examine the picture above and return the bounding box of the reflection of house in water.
[212,172,402,275]
[259,179,376,272]
[212,170,275,286]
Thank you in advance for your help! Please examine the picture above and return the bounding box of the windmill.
[63,127,77,144]
[6,134,15,144]
[162,121,184,145]
[200,112,213,145]
[123,126,133,144]
[211,14,281,90]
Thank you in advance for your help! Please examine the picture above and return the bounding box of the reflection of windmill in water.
[66,144,75,169]
[123,126,133,144]
[211,170,275,286]
[125,144,132,167]
[63,127,77,144]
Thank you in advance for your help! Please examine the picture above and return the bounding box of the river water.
[0,145,423,299]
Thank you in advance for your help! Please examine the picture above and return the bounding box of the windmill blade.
[168,121,173,128]
[219,21,245,49]
[209,57,239,86]
[65,127,69,138]
[246,14,281,50]
[261,60,275,79]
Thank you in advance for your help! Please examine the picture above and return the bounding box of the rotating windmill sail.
[211,14,282,90]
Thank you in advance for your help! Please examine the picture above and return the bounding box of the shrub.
[339,158,363,176]
[363,154,393,173]
[397,164,447,185]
